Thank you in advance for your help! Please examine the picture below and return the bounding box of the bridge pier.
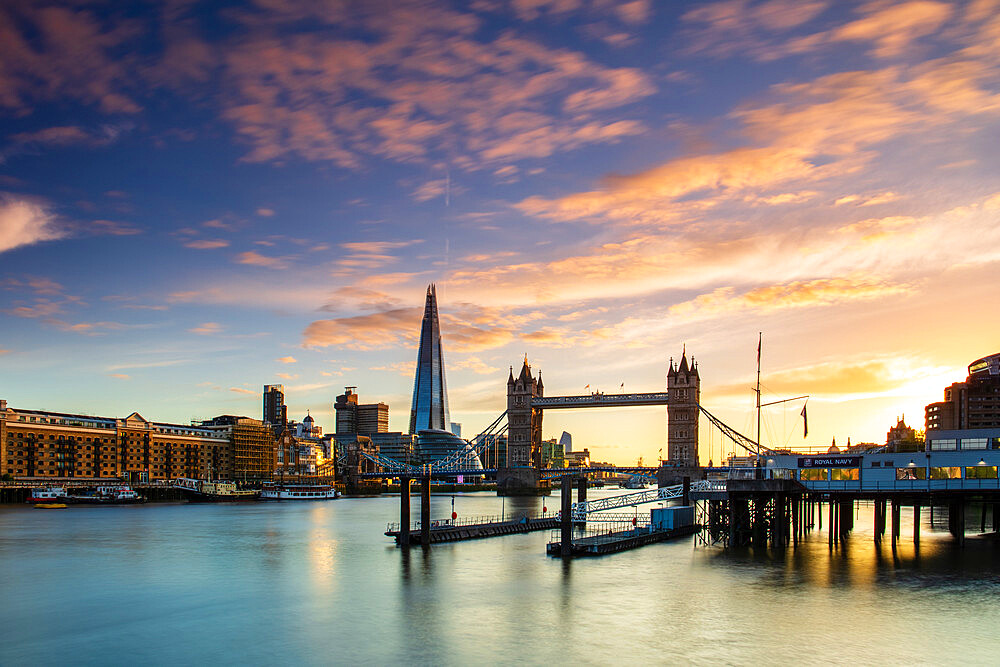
[421,475,431,547]
[560,475,573,557]
[913,503,920,545]
[400,477,411,548]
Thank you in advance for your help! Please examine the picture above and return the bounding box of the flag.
[756,335,761,365]
[620,382,624,390]
[585,384,590,390]
[800,403,808,438]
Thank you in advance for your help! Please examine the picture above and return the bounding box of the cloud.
[256,208,275,216]
[185,239,230,249]
[216,4,654,168]
[452,356,501,375]
[0,197,64,253]
[275,372,298,380]
[828,1,953,58]
[229,387,258,396]
[276,356,297,363]
[10,126,91,146]
[668,278,911,320]
[0,348,9,356]
[89,219,142,236]
[713,360,900,398]
[189,322,223,335]
[370,361,415,376]
[0,4,142,114]
[108,373,129,379]
[236,250,287,269]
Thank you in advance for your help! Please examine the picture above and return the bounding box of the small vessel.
[260,483,340,500]
[619,475,648,489]
[27,486,69,504]
[173,478,261,502]
[34,503,68,509]
[65,485,145,505]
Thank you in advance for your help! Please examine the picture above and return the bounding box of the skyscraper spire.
[409,284,452,434]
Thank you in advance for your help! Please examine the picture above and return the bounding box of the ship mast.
[756,331,762,451]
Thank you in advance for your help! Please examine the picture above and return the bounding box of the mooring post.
[400,476,411,548]
[792,496,799,546]
[956,499,966,547]
[828,500,834,547]
[576,476,588,527]
[560,474,573,557]
[891,500,899,547]
[420,474,431,547]
[994,503,1000,532]
[913,502,920,545]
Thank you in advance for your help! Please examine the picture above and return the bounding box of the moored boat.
[173,477,261,502]
[260,483,340,500]
[34,503,68,509]
[27,486,69,504]
[65,485,145,505]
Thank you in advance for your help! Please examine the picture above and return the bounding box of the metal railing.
[803,478,1000,492]
[571,480,718,519]
[386,511,552,533]
[548,522,653,547]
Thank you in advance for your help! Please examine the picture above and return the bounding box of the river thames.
[4,490,1000,665]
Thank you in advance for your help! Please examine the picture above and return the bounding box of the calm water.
[3,490,1000,665]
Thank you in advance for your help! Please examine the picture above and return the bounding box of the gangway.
[570,480,720,520]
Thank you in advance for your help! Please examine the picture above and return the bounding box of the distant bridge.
[531,392,670,409]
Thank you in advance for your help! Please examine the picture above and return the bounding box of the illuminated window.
[832,468,859,480]
[896,467,926,480]
[929,467,962,479]
[965,466,998,479]
[800,468,828,481]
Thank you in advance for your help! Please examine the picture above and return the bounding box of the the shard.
[409,284,452,434]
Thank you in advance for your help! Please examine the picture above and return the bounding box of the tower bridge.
[530,392,670,409]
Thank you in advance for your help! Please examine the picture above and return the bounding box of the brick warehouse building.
[1,399,275,482]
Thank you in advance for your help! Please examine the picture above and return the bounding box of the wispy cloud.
[276,356,297,364]
[189,322,223,335]
[236,250,287,269]
[0,196,65,253]
[185,239,230,249]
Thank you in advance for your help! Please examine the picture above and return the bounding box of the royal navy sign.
[798,456,860,468]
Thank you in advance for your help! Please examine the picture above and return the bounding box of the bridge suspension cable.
[697,405,773,457]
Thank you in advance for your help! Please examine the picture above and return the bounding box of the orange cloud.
[276,356,297,364]
[189,322,223,335]
[236,251,287,269]
[185,239,230,249]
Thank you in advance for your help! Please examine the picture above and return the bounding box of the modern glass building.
[409,284,452,434]
[416,429,483,469]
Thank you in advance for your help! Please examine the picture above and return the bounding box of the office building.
[926,353,1000,432]
[334,387,388,435]
[409,284,452,434]
[263,384,287,431]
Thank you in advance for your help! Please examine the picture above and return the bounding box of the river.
[3,489,1000,665]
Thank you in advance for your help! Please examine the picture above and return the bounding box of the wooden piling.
[420,475,431,547]
[560,474,573,557]
[400,477,411,548]
[913,503,920,545]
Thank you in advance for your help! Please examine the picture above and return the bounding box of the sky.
[2,0,999,466]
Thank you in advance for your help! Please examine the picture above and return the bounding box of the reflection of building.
[667,350,700,467]
[335,387,388,436]
[926,353,1000,432]
[409,284,452,434]
[263,384,287,432]
[0,400,285,481]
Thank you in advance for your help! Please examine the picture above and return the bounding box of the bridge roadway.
[356,466,668,480]
[531,392,669,409]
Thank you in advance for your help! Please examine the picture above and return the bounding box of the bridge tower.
[507,357,543,468]
[666,349,700,467]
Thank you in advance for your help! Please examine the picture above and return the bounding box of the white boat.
[27,486,69,503]
[260,484,340,500]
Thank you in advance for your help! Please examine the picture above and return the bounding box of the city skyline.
[2,1,1000,464]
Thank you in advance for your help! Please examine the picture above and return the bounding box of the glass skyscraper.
[409,284,452,434]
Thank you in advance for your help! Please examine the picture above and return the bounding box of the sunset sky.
[2,0,999,465]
